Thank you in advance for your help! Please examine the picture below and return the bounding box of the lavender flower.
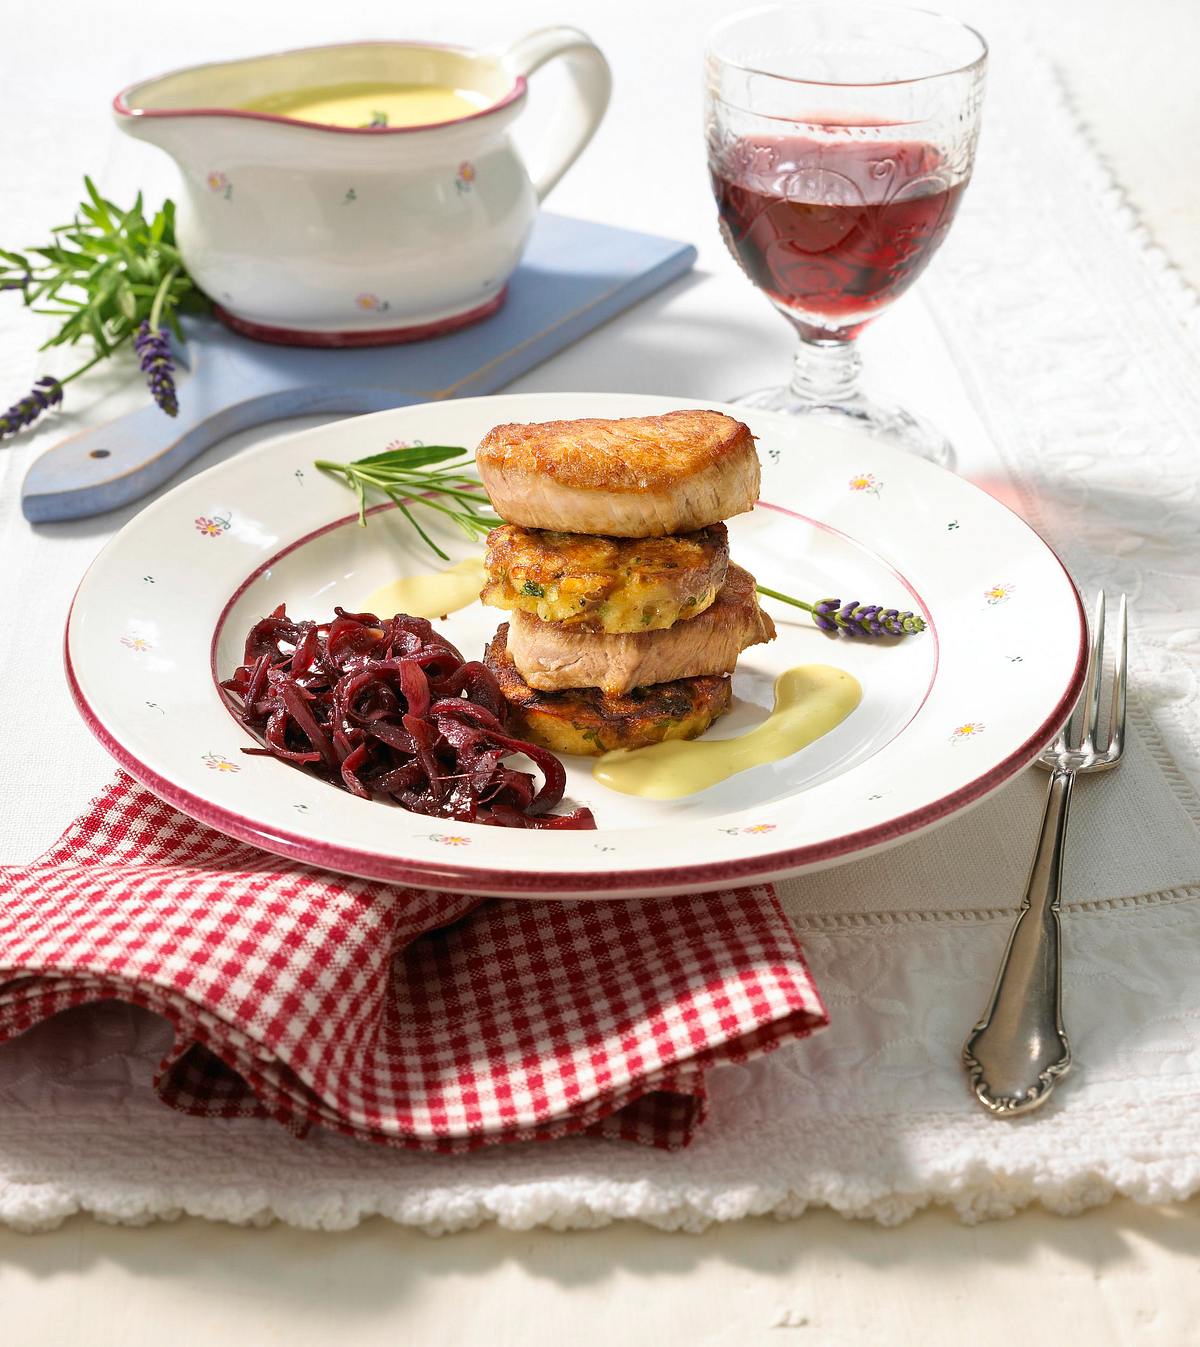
[813,598,925,638]
[755,583,926,640]
[135,320,178,417]
[0,376,62,439]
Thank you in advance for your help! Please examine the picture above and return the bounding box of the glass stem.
[788,336,863,407]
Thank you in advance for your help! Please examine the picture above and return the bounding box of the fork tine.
[1106,593,1128,758]
[1078,591,1106,753]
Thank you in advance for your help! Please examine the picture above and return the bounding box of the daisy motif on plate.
[202,752,240,773]
[195,513,231,537]
[951,721,986,744]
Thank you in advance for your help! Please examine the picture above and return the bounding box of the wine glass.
[705,2,986,468]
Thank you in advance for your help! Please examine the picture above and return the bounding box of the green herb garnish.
[315,444,501,561]
[0,178,209,439]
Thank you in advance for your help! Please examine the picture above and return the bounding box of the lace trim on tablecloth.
[1048,68,1200,341]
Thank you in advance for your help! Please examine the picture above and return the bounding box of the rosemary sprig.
[317,447,925,639]
[0,178,209,439]
[315,445,502,561]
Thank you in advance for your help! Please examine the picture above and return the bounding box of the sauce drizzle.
[593,664,862,800]
[361,556,485,621]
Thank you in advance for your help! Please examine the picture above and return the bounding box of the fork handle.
[962,766,1074,1115]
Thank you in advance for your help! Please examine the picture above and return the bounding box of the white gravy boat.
[114,30,610,345]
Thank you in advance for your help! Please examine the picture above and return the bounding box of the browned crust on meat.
[485,625,732,756]
[475,411,756,495]
[481,523,730,633]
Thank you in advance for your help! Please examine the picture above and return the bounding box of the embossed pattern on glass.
[705,3,986,468]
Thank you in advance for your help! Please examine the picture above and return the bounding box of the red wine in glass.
[711,136,966,340]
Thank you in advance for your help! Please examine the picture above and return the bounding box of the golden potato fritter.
[481,522,729,634]
[506,562,776,695]
[475,410,760,538]
[485,625,732,757]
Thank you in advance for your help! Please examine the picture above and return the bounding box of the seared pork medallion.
[481,522,729,634]
[485,628,733,757]
[475,410,760,537]
[475,409,773,756]
[506,563,775,695]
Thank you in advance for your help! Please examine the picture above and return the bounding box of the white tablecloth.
[3,0,1200,1242]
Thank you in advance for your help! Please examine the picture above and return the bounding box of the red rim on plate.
[62,392,1090,899]
[65,504,1086,898]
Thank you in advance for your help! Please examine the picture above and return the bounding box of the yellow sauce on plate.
[593,665,862,800]
[240,82,489,129]
[361,557,485,620]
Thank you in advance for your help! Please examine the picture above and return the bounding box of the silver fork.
[962,591,1128,1116]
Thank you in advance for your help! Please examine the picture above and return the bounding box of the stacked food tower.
[474,410,777,755]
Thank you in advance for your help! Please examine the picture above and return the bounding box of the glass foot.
[730,385,957,472]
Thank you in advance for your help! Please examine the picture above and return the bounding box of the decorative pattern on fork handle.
[962,765,1074,1114]
[963,592,1128,1117]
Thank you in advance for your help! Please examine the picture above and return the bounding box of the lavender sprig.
[135,320,178,417]
[0,376,63,439]
[0,180,207,442]
[756,586,926,638]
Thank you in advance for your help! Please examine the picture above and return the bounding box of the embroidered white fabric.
[1,41,1199,1233]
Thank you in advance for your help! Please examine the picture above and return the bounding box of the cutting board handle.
[21,393,285,524]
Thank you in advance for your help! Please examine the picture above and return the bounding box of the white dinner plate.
[66,392,1086,898]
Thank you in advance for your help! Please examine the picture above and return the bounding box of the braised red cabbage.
[221,605,595,830]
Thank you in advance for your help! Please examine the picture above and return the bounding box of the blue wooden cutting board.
[21,214,696,523]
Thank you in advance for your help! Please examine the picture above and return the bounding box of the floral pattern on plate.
[202,752,240,773]
[951,722,986,743]
[195,513,231,537]
[62,393,1087,897]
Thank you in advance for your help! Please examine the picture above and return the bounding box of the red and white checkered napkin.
[0,774,827,1152]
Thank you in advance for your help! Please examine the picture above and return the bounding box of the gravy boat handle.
[496,27,611,201]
